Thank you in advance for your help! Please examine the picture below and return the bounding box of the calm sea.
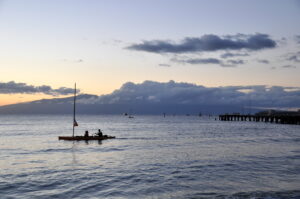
[0,115,299,199]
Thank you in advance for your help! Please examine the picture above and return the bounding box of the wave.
[38,148,71,153]
[213,190,300,199]
[117,137,160,140]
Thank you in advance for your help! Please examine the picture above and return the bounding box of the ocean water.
[0,115,299,199]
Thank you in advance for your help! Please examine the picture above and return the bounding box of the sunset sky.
[1,0,300,106]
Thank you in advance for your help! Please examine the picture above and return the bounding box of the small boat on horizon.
[128,109,134,118]
[58,83,116,141]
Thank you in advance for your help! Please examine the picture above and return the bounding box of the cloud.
[173,58,222,65]
[171,57,244,67]
[78,80,300,108]
[62,59,84,63]
[287,55,300,63]
[158,63,171,67]
[220,52,249,58]
[283,51,300,63]
[257,59,270,64]
[3,81,299,114]
[0,81,76,96]
[101,39,123,46]
[295,35,300,44]
[226,59,245,65]
[282,65,297,69]
[126,33,276,54]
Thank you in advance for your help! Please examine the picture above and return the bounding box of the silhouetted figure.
[97,129,103,137]
[84,130,89,137]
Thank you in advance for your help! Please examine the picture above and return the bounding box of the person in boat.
[97,129,103,137]
[84,130,89,137]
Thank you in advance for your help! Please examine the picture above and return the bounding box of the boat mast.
[72,83,76,137]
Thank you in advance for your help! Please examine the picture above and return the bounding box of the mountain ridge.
[0,80,299,114]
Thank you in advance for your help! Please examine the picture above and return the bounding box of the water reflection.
[70,140,103,165]
[71,142,78,165]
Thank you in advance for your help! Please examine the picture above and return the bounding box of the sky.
[0,0,300,106]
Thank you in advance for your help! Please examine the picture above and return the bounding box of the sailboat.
[58,83,115,141]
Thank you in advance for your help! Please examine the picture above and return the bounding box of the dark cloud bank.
[127,33,276,67]
[0,81,299,114]
[127,33,276,54]
[0,81,76,96]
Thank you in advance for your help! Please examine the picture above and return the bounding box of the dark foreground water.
[0,115,299,199]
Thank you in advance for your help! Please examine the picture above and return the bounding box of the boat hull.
[58,136,115,141]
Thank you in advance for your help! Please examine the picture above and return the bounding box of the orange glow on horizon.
[0,94,73,106]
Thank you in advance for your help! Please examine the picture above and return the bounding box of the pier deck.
[219,114,300,125]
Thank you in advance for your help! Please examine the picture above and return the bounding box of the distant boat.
[58,83,115,141]
[128,109,134,118]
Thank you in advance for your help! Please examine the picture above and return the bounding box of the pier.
[219,114,300,125]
